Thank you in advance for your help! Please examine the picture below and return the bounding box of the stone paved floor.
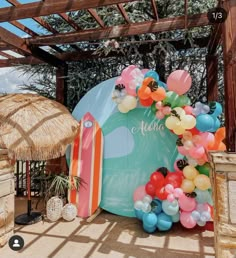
[0,197,215,258]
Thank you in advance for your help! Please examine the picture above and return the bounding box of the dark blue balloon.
[156,212,173,231]
[151,199,162,215]
[209,101,222,117]
[144,70,160,82]
[196,114,214,132]
[143,212,158,227]
[134,209,144,220]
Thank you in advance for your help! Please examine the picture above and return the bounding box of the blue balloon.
[209,101,222,117]
[151,199,162,215]
[143,212,158,227]
[156,212,173,231]
[143,223,156,233]
[209,117,221,132]
[134,209,144,220]
[196,114,214,132]
[144,70,160,82]
[157,80,167,89]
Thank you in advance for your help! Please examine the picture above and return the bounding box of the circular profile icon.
[207,7,228,23]
[8,235,24,251]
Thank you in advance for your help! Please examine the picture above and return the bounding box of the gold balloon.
[194,174,211,191]
[181,179,195,193]
[183,165,199,180]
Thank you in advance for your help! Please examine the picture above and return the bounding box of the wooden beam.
[150,0,158,20]
[87,9,105,28]
[0,56,42,67]
[58,13,82,31]
[206,55,218,101]
[0,0,139,22]
[0,51,15,59]
[184,0,188,29]
[56,65,68,105]
[117,4,130,23]
[0,26,66,67]
[27,13,211,45]
[222,0,236,152]
[208,24,222,55]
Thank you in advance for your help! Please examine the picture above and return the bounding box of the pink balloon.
[165,184,174,193]
[133,185,146,202]
[184,106,193,115]
[167,193,175,202]
[177,146,189,156]
[178,195,197,212]
[115,76,124,85]
[141,69,150,75]
[180,211,197,228]
[167,70,192,95]
[174,188,184,198]
[189,146,205,159]
[121,65,136,78]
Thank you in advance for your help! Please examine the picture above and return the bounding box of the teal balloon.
[135,209,144,220]
[156,212,173,231]
[209,101,222,117]
[176,95,191,107]
[209,118,221,132]
[152,199,162,215]
[194,189,211,204]
[143,212,158,227]
[143,224,156,233]
[144,70,159,82]
[171,212,180,223]
[163,91,179,108]
[158,80,167,89]
[162,200,179,216]
[196,114,214,132]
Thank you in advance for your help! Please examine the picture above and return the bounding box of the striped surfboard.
[68,112,103,218]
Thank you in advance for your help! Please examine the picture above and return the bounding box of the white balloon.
[122,95,137,110]
[141,202,152,213]
[134,200,144,210]
[143,195,153,204]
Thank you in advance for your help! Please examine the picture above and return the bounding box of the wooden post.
[56,65,68,106]
[206,55,218,101]
[222,0,236,152]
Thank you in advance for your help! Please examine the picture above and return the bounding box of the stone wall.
[0,148,14,247]
[210,152,236,258]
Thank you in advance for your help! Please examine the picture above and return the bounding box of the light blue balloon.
[143,212,158,227]
[157,80,167,89]
[134,209,144,220]
[196,114,214,132]
[143,223,156,233]
[162,200,179,216]
[194,189,211,204]
[151,199,162,215]
[209,101,222,117]
[144,70,160,82]
[156,212,173,231]
[171,212,180,223]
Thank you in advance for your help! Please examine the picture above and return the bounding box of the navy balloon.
[151,199,162,215]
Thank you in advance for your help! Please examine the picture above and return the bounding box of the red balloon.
[165,172,183,188]
[155,186,168,200]
[150,172,165,188]
[145,181,156,197]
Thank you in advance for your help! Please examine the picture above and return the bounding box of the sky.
[0,0,46,93]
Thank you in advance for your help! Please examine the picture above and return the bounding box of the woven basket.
[46,196,63,222]
[62,203,77,221]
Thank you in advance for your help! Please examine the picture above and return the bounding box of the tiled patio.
[1,197,215,258]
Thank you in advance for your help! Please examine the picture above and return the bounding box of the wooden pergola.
[0,0,235,152]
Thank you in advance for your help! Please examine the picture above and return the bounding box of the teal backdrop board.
[71,78,181,217]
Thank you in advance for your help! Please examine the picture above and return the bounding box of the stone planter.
[210,152,236,258]
[0,148,14,247]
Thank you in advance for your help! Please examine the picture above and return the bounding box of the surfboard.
[68,112,103,218]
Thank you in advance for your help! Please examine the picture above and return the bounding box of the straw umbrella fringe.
[0,94,79,161]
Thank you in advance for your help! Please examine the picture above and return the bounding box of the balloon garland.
[112,65,225,233]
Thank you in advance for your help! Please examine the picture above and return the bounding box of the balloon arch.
[112,65,225,233]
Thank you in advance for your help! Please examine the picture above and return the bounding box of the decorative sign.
[228,181,236,224]
[70,78,181,217]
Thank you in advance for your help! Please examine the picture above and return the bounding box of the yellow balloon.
[183,165,199,180]
[117,103,129,113]
[194,174,211,190]
[181,179,195,193]
[181,115,196,129]
[173,126,185,135]
[173,107,185,118]
[122,95,137,110]
[165,116,180,130]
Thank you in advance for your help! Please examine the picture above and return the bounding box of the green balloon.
[163,91,179,108]
[196,163,211,177]
[151,102,157,113]
[176,95,191,107]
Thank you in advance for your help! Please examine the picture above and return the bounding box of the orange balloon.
[138,88,150,100]
[215,127,225,141]
[151,87,166,101]
[139,98,153,107]
[142,77,154,87]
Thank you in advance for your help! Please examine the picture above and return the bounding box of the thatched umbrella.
[0,93,79,224]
